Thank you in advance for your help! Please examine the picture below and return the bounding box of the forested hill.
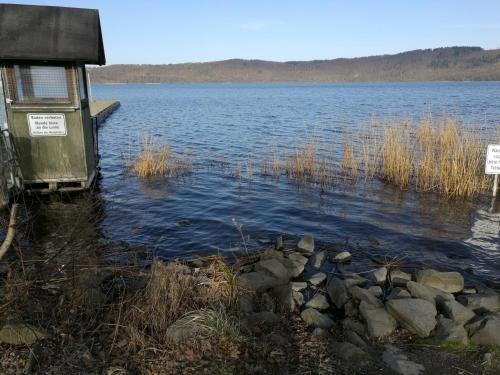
[89,47,500,83]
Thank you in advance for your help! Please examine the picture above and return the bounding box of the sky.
[5,0,500,65]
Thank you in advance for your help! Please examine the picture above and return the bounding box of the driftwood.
[0,203,18,261]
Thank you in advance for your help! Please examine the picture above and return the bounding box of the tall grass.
[124,133,192,178]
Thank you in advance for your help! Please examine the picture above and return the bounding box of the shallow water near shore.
[26,83,500,288]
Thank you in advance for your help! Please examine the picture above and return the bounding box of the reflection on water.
[19,83,500,288]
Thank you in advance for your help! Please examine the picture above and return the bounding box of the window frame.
[5,63,78,108]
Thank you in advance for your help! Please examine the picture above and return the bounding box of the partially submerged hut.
[0,4,106,192]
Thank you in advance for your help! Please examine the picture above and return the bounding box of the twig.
[0,203,19,261]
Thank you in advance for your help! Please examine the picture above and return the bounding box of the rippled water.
[30,83,500,287]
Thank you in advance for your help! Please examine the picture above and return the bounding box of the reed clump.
[125,133,192,178]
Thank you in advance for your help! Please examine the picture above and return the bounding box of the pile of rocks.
[236,235,500,353]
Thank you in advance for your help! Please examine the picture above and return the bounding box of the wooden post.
[493,174,498,198]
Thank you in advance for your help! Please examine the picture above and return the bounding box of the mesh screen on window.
[13,65,72,104]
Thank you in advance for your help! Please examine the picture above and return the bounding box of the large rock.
[297,235,315,255]
[372,267,388,284]
[390,270,412,286]
[255,258,291,282]
[406,281,454,304]
[284,252,309,277]
[327,277,350,308]
[309,250,326,270]
[237,271,284,292]
[342,318,365,336]
[272,284,295,311]
[0,323,49,345]
[329,341,366,360]
[308,272,327,286]
[469,316,500,346]
[387,287,411,300]
[350,286,383,307]
[386,298,437,337]
[344,330,367,348]
[305,294,330,311]
[416,269,464,294]
[439,300,475,324]
[343,274,369,288]
[435,316,468,345]
[291,282,307,292]
[457,293,500,313]
[293,291,305,307]
[300,308,334,329]
[359,301,397,338]
[383,345,425,375]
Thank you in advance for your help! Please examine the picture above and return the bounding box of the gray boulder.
[300,308,334,329]
[372,267,388,284]
[293,290,305,307]
[359,301,397,338]
[332,251,352,263]
[291,281,307,292]
[342,273,369,288]
[439,299,475,324]
[435,316,468,345]
[469,316,500,346]
[383,345,425,375]
[457,293,500,313]
[255,258,291,281]
[297,234,315,255]
[390,270,412,286]
[312,327,329,338]
[342,318,366,336]
[237,271,284,292]
[386,298,437,337]
[329,341,366,360]
[327,277,350,308]
[308,272,327,286]
[407,281,454,304]
[387,287,411,300]
[350,286,383,307]
[306,294,330,311]
[272,284,295,311]
[369,285,383,297]
[416,269,464,294]
[344,330,367,348]
[309,250,326,270]
[239,293,254,314]
[285,252,309,277]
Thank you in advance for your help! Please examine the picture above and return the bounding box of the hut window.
[8,65,75,105]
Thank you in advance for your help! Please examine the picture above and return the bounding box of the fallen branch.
[0,203,19,261]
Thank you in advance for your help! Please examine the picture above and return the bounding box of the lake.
[31,83,500,287]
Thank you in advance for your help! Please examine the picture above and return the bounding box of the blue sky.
[6,0,500,64]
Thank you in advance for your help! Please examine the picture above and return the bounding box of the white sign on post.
[485,144,500,174]
[27,113,67,137]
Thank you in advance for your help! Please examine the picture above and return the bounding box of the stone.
[275,235,284,250]
[255,258,291,282]
[390,270,412,286]
[359,301,397,338]
[329,341,366,360]
[0,323,49,345]
[239,293,254,314]
[309,250,326,270]
[306,294,330,311]
[291,282,307,292]
[369,285,383,297]
[435,316,468,345]
[259,249,284,260]
[260,292,276,312]
[272,284,295,311]
[457,293,500,313]
[342,318,366,336]
[312,327,329,338]
[462,288,477,295]
[372,267,388,284]
[343,300,359,317]
[345,330,367,348]
[297,234,314,255]
[300,308,334,329]
[308,272,327,286]
[327,277,350,308]
[386,298,437,338]
[387,287,411,300]
[237,271,284,292]
[285,252,309,277]
[245,312,280,327]
[292,291,305,307]
[383,345,425,375]
[416,269,464,294]
[470,317,500,346]
[439,299,475,324]
[332,251,352,263]
[350,286,383,307]
[406,281,455,304]
[343,274,369,288]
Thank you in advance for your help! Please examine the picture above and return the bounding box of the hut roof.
[0,4,105,65]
